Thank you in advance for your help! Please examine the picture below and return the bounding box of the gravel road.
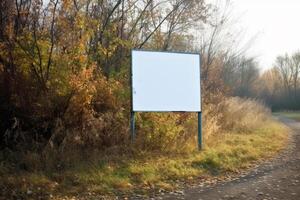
[162,116,300,200]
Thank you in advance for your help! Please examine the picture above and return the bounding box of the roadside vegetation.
[0,98,289,199]
[0,0,293,199]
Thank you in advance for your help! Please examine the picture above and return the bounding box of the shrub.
[46,67,130,152]
[135,112,197,152]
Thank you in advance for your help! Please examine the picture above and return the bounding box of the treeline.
[0,0,291,154]
[222,52,300,111]
[259,52,300,111]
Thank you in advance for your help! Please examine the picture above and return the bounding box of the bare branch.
[46,0,58,81]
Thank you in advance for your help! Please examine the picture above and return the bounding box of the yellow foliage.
[135,112,197,152]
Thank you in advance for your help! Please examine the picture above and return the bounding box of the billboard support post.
[130,111,135,142]
[198,112,202,150]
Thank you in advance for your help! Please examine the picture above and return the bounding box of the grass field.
[0,119,289,199]
[274,111,300,122]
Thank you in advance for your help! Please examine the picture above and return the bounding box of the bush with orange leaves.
[46,66,129,152]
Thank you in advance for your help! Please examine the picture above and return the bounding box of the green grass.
[274,111,300,121]
[0,120,289,199]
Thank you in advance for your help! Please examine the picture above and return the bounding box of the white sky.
[230,0,300,70]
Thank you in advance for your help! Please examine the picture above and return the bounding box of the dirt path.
[162,116,300,200]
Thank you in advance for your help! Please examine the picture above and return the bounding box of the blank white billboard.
[131,50,201,112]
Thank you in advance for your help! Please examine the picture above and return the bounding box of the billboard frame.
[130,49,203,150]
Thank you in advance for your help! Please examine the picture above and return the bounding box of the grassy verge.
[274,111,300,122]
[0,119,289,199]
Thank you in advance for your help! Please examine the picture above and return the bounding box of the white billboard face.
[131,50,201,112]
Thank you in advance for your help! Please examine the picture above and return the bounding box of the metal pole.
[198,112,202,150]
[130,50,135,142]
[130,111,135,142]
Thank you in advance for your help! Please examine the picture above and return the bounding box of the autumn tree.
[0,0,211,149]
[256,52,300,110]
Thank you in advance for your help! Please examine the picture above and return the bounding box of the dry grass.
[222,97,271,132]
[0,98,290,199]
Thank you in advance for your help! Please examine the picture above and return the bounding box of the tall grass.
[222,97,271,132]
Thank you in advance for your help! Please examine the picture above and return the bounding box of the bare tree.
[275,54,293,98]
[291,52,300,99]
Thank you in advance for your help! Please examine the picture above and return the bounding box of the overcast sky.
[230,0,300,70]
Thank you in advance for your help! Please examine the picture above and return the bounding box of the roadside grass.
[0,119,289,199]
[274,111,300,122]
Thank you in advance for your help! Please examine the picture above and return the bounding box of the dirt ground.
[161,116,300,200]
